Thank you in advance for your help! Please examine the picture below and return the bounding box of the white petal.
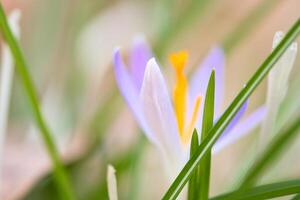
[107,165,118,200]
[113,49,157,144]
[8,9,21,39]
[140,58,183,164]
[260,31,298,145]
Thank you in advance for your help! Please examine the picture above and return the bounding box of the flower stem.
[0,4,74,200]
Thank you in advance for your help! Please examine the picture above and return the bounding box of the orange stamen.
[169,51,188,136]
[169,51,202,146]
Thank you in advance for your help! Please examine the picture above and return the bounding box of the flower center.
[169,51,201,145]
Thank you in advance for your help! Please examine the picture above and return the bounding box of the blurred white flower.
[260,31,298,147]
[0,8,21,169]
[77,1,153,79]
[76,1,154,124]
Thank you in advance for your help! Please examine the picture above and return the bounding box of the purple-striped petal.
[113,49,157,144]
[140,58,183,163]
[130,36,152,91]
[213,105,266,154]
[189,46,225,117]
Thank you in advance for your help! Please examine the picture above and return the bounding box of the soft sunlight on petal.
[113,49,157,144]
[213,106,266,154]
[140,58,183,163]
[130,36,152,91]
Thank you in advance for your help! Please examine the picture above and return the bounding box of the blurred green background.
[1,0,300,199]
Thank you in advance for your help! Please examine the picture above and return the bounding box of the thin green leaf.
[162,18,300,200]
[0,4,74,200]
[291,193,300,200]
[210,180,300,200]
[188,130,200,200]
[239,114,300,190]
[198,70,215,200]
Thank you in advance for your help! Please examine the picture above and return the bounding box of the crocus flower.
[113,38,265,177]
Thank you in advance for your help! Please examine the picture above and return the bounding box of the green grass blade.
[198,70,215,200]
[188,130,200,200]
[210,180,300,200]
[238,114,300,190]
[291,193,300,200]
[0,4,74,200]
[162,18,300,200]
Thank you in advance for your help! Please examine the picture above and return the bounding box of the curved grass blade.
[210,180,300,200]
[188,130,200,200]
[0,4,74,200]
[238,114,300,190]
[291,193,300,200]
[162,18,300,200]
[198,70,215,200]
